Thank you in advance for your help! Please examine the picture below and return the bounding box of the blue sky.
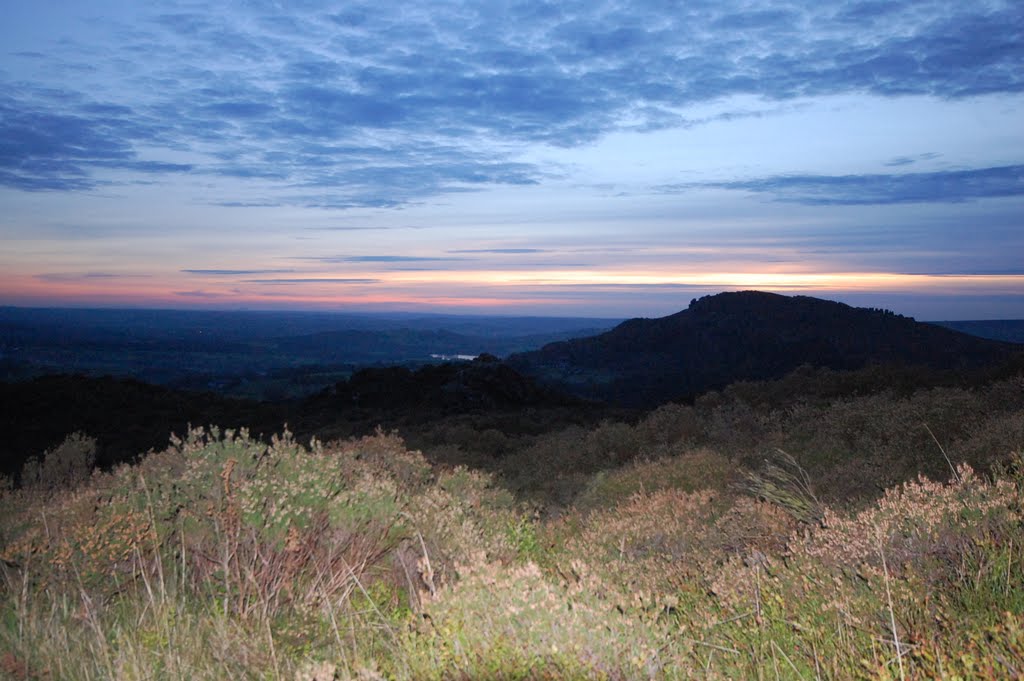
[1,0,1022,319]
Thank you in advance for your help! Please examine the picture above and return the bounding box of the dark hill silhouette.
[306,354,580,415]
[507,291,1022,408]
[0,375,283,479]
[0,358,579,481]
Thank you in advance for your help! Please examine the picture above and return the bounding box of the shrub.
[956,408,1024,471]
[1,427,521,611]
[573,447,736,512]
[633,402,703,451]
[707,496,795,559]
[0,426,543,679]
[19,431,97,491]
[559,487,728,604]
[401,560,671,680]
[794,463,1020,582]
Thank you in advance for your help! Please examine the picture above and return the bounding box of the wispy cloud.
[308,255,466,263]
[173,290,231,298]
[447,248,549,254]
[243,278,380,284]
[211,201,287,208]
[0,89,192,191]
[664,165,1024,205]
[304,226,398,232]
[883,152,941,167]
[902,268,1024,276]
[35,272,152,282]
[181,269,295,275]
[3,1,1021,203]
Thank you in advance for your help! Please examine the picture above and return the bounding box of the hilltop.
[509,291,1021,407]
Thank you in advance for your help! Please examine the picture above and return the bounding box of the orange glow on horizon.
[383,268,1024,293]
[2,268,1023,311]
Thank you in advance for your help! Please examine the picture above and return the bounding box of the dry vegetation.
[2,372,1023,679]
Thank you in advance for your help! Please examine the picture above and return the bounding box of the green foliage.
[504,514,542,562]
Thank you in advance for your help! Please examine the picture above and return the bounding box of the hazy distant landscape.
[3,291,1022,479]
[934,319,1024,344]
[0,306,618,399]
[2,292,1022,498]
[4,304,1022,403]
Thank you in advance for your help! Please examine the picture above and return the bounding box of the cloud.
[181,269,295,275]
[522,283,716,291]
[447,248,549,254]
[0,89,192,191]
[668,165,1024,205]
[174,290,229,298]
[2,0,1022,201]
[304,226,396,231]
[907,269,1024,276]
[35,272,152,282]
[242,278,380,284]
[310,255,466,263]
[211,201,286,208]
[883,152,941,167]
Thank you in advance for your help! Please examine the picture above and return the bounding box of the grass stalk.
[923,422,961,483]
[265,615,282,681]
[685,638,740,656]
[771,640,803,680]
[876,527,906,681]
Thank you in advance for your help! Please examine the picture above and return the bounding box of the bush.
[573,447,736,512]
[19,431,96,491]
[401,560,670,679]
[633,402,703,451]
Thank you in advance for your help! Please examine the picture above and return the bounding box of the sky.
[1,0,1022,320]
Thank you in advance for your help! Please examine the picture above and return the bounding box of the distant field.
[0,307,620,399]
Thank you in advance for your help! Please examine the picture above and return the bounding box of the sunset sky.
[2,0,1022,319]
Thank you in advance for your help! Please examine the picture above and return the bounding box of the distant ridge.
[508,291,1021,408]
[932,319,1024,344]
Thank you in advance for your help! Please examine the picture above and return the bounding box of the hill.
[508,291,1022,407]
